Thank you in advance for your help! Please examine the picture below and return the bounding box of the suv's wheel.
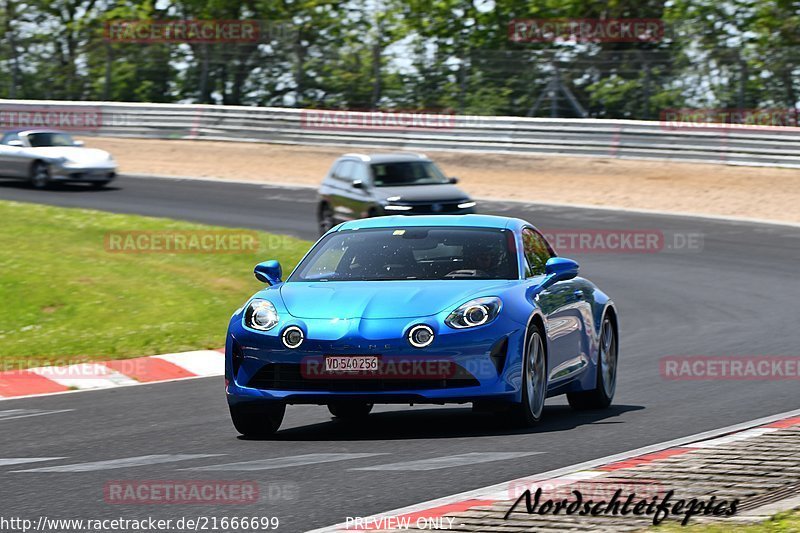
[229,402,285,438]
[508,324,547,426]
[318,203,335,235]
[29,161,51,189]
[567,314,617,410]
[328,402,373,420]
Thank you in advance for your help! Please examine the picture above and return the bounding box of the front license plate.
[324,355,380,373]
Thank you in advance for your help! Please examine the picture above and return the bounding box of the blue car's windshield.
[290,227,517,281]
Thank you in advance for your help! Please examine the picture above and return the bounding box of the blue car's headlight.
[244,299,279,331]
[445,297,502,329]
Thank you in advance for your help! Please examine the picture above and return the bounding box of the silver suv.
[317,153,476,234]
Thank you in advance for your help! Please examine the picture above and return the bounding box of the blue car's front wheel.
[509,325,547,426]
[230,402,285,438]
[328,402,374,420]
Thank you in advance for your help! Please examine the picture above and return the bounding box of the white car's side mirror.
[73,140,85,147]
[7,140,24,147]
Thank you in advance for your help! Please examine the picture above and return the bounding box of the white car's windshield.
[26,132,76,147]
[291,227,517,281]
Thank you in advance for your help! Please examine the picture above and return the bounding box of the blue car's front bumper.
[225,314,527,406]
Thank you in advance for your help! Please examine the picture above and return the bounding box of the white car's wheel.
[29,161,51,189]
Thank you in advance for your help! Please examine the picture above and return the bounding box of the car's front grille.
[68,171,114,179]
[246,363,480,391]
[406,202,466,214]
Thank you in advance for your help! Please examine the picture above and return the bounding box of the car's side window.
[522,256,533,278]
[335,161,355,182]
[351,162,369,184]
[327,162,340,181]
[522,228,552,277]
[1,133,20,145]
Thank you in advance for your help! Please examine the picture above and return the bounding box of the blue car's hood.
[279,280,514,319]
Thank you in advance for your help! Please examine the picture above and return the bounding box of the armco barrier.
[2,100,799,168]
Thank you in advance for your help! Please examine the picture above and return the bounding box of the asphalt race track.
[1,175,799,532]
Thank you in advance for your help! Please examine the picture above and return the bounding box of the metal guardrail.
[2,99,800,168]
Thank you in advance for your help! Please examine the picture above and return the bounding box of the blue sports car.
[225,215,618,436]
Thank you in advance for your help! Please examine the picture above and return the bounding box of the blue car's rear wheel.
[328,402,373,420]
[567,314,617,410]
[229,402,285,438]
[508,325,547,426]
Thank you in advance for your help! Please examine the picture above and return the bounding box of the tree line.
[0,0,797,120]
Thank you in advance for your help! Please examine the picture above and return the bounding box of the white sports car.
[0,129,117,189]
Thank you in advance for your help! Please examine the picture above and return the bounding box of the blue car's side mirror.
[254,260,282,285]
[545,257,580,282]
[527,257,580,300]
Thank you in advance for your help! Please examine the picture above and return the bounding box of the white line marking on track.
[0,374,216,402]
[153,351,224,377]
[307,406,800,533]
[0,409,74,421]
[684,427,781,448]
[29,364,138,389]
[12,454,223,473]
[352,452,544,471]
[0,458,66,467]
[481,470,607,500]
[187,453,387,471]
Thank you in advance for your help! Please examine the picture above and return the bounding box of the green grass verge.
[0,200,310,369]
[652,510,800,531]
